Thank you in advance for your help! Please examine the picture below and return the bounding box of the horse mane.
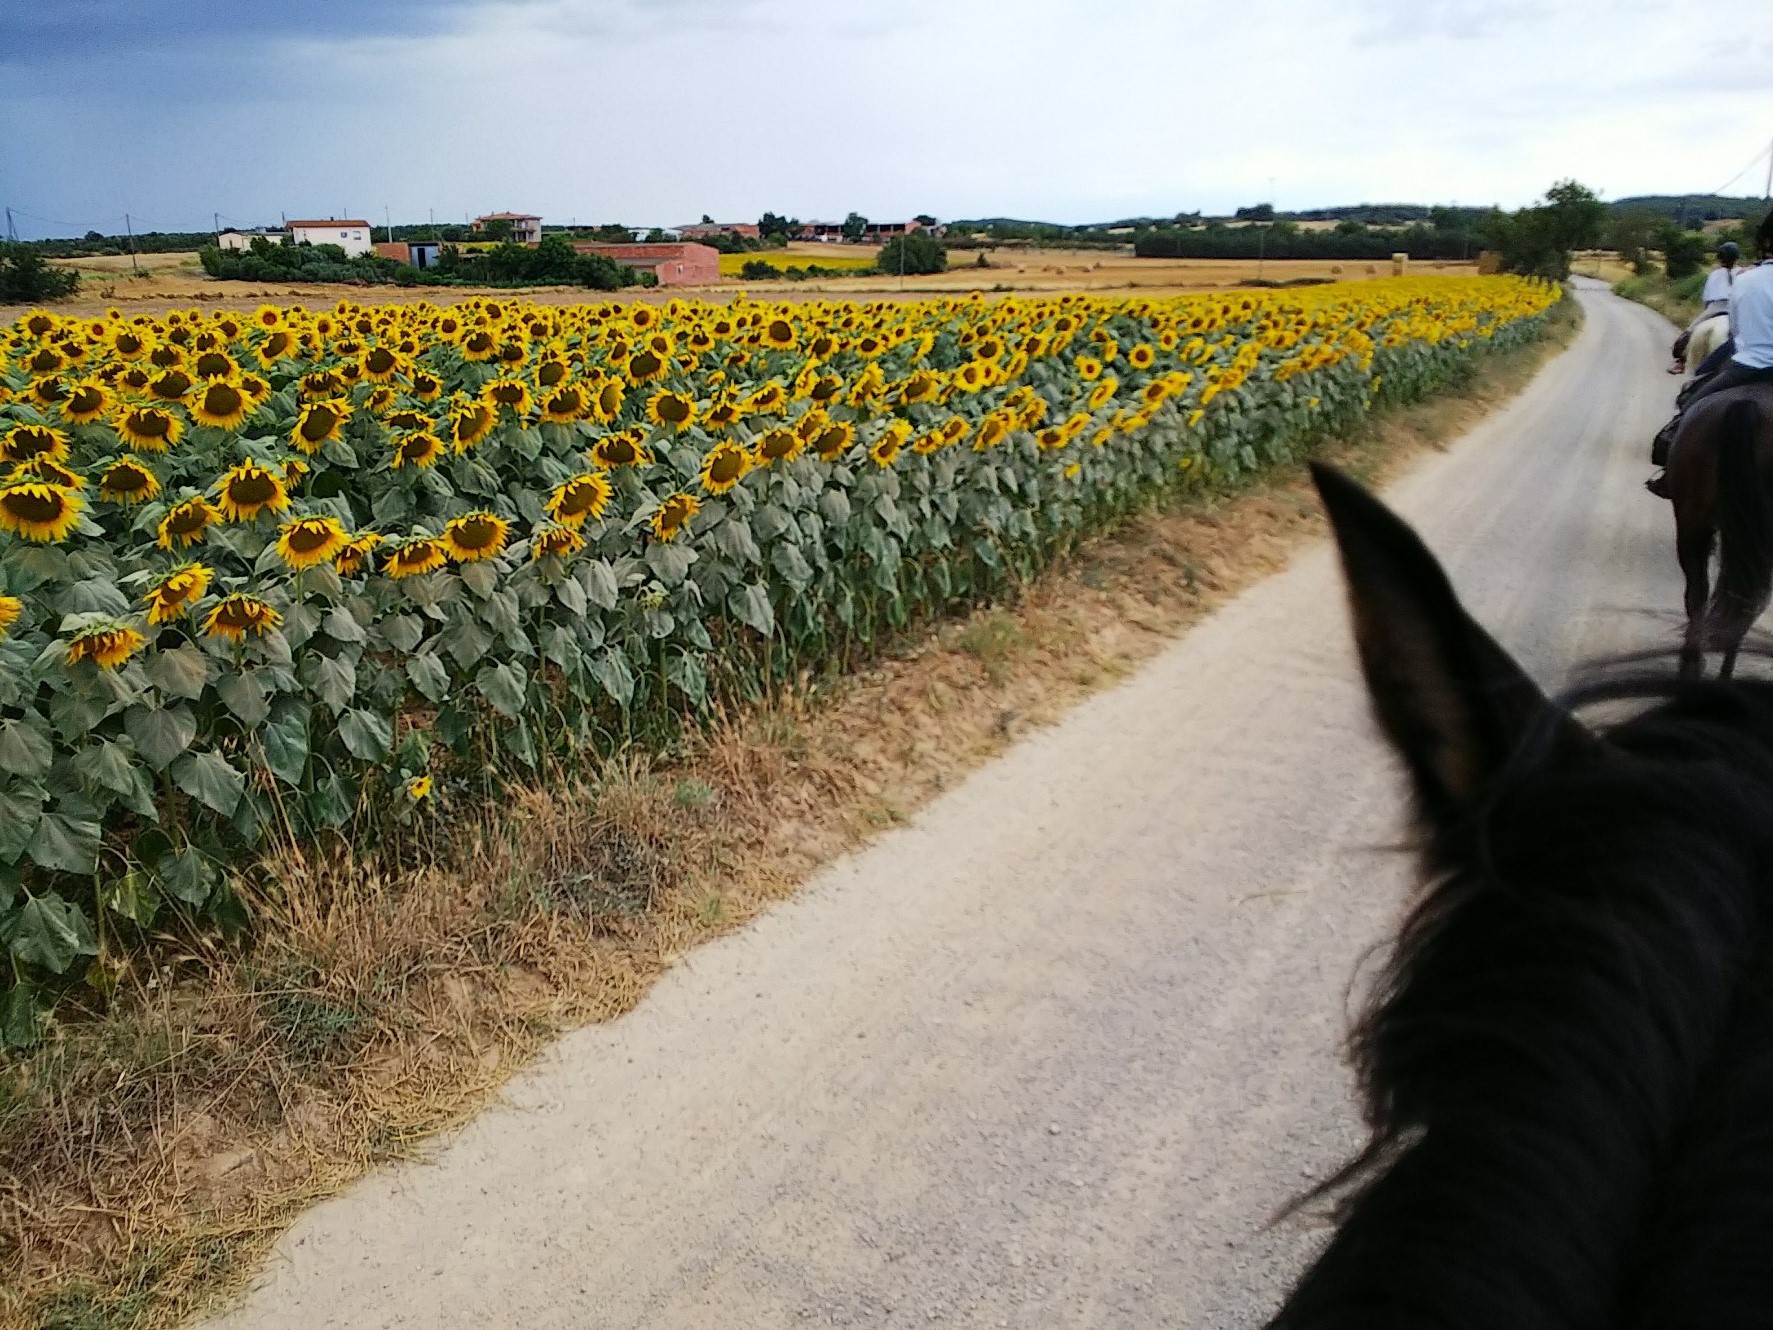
[1270,668,1773,1329]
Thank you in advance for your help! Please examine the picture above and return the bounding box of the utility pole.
[386,206,393,243]
[214,211,220,237]
[124,212,140,275]
[1765,137,1772,198]
[4,207,16,243]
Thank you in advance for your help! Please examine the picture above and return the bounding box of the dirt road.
[208,281,1680,1329]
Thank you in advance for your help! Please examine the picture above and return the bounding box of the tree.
[1235,203,1275,222]
[0,244,80,302]
[876,232,946,276]
[914,214,938,227]
[1483,180,1606,280]
[1605,209,1663,275]
[701,214,715,225]
[842,211,868,242]
[758,212,798,239]
[478,217,515,242]
[1658,223,1709,280]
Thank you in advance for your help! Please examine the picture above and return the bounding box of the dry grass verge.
[1,297,1581,1330]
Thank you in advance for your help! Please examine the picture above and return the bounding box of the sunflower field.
[0,277,1557,1042]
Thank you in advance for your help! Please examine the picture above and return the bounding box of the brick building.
[574,242,720,287]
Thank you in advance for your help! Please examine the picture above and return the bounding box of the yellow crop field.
[0,276,1557,1042]
[718,250,881,277]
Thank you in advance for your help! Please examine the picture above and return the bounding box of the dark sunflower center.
[709,450,743,483]
[131,410,171,438]
[767,320,793,343]
[4,489,65,521]
[10,428,58,458]
[202,385,244,416]
[539,362,568,386]
[69,387,104,414]
[630,352,663,378]
[106,466,151,493]
[454,518,498,549]
[658,396,690,422]
[168,505,208,534]
[491,383,525,404]
[196,352,233,377]
[229,473,278,505]
[367,348,396,373]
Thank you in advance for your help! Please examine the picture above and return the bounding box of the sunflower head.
[540,385,588,423]
[114,405,184,452]
[275,514,349,570]
[649,492,701,543]
[157,497,220,549]
[10,457,85,489]
[0,594,24,640]
[530,524,586,562]
[699,441,750,495]
[755,428,802,466]
[144,563,214,624]
[544,473,613,528]
[591,432,648,469]
[188,378,254,430]
[647,390,697,431]
[97,458,161,506]
[215,459,291,522]
[333,532,383,577]
[386,537,448,580]
[441,511,510,563]
[203,594,282,641]
[1,423,70,466]
[449,400,497,452]
[65,622,146,671]
[392,431,446,470]
[62,380,113,425]
[0,481,84,542]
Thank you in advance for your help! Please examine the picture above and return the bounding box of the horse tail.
[1709,398,1773,643]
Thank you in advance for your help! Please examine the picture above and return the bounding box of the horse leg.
[1677,518,1715,679]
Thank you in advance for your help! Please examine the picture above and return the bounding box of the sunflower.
[405,775,434,803]
[116,364,154,394]
[391,431,446,469]
[254,328,296,365]
[745,382,787,415]
[203,594,283,641]
[143,563,213,624]
[698,440,750,495]
[448,400,498,452]
[114,405,184,452]
[623,349,667,385]
[65,622,146,671]
[460,329,499,361]
[869,421,911,469]
[25,345,66,376]
[441,511,510,563]
[755,427,804,467]
[61,379,113,425]
[703,397,742,431]
[97,458,161,505]
[333,532,383,577]
[215,459,291,522]
[590,379,626,422]
[1,423,70,465]
[383,409,430,432]
[539,384,588,423]
[1127,343,1157,370]
[110,327,152,360]
[292,399,351,454]
[0,594,21,640]
[1141,380,1171,407]
[187,378,254,430]
[386,538,448,579]
[157,497,220,549]
[482,378,533,418]
[530,524,586,561]
[410,370,443,402]
[146,368,194,403]
[761,317,797,351]
[973,412,1013,451]
[646,390,697,431]
[274,514,349,570]
[813,421,855,462]
[359,345,403,382]
[1075,356,1103,381]
[591,432,649,469]
[650,492,700,542]
[191,349,238,380]
[1087,377,1119,412]
[10,457,85,489]
[0,482,83,542]
[544,472,614,527]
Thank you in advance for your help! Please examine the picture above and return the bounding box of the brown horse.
[1664,385,1773,677]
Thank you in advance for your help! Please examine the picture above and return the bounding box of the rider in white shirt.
[1648,215,1773,496]
[1669,241,1740,372]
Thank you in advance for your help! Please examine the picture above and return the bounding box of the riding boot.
[1651,416,1680,468]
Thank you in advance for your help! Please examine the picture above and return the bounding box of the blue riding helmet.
[1717,241,1740,262]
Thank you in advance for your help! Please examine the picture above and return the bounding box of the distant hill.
[1607,194,1767,222]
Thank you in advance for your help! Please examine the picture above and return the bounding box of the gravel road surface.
[208,281,1681,1329]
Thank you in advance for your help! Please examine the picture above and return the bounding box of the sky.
[3,0,1770,240]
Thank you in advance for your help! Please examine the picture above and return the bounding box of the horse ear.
[1310,463,1587,821]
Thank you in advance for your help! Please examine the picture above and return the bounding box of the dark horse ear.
[1310,463,1587,821]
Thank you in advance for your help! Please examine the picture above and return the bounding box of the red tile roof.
[287,219,371,229]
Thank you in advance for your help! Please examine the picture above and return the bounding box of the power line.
[1710,139,1773,198]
